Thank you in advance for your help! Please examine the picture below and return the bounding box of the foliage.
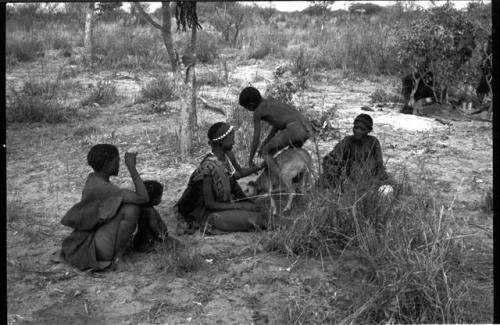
[266,169,491,323]
[7,79,77,124]
[93,23,165,69]
[369,89,402,103]
[136,76,178,103]
[6,35,44,63]
[206,2,247,46]
[395,3,481,102]
[348,2,384,15]
[194,31,220,64]
[81,80,119,107]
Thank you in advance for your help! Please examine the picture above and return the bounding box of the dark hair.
[239,87,261,108]
[207,122,232,143]
[87,144,119,172]
[354,113,373,131]
[144,180,163,199]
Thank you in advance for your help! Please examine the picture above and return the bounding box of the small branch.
[133,2,162,30]
[198,96,226,116]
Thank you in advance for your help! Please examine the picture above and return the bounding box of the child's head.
[144,180,163,206]
[87,143,119,174]
[239,87,262,111]
[352,114,373,139]
[208,122,235,151]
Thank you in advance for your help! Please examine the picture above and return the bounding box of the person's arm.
[120,152,149,205]
[226,150,261,179]
[372,138,389,180]
[249,111,262,166]
[202,175,258,211]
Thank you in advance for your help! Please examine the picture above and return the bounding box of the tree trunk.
[189,25,198,129]
[161,2,177,72]
[83,2,95,68]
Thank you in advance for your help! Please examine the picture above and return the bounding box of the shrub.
[265,168,491,323]
[195,31,220,64]
[6,35,44,62]
[7,80,76,124]
[245,30,288,60]
[93,23,165,69]
[136,76,178,103]
[81,80,119,107]
[198,70,225,87]
[369,89,402,103]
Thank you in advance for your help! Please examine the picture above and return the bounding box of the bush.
[245,30,288,60]
[93,23,165,69]
[81,80,119,107]
[195,31,220,64]
[265,170,491,323]
[136,76,178,103]
[7,80,76,124]
[6,34,43,62]
[369,89,402,103]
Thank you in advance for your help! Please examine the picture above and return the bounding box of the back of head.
[143,180,163,203]
[87,143,119,172]
[239,87,261,108]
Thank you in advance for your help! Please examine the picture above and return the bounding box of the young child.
[239,86,312,195]
[319,114,394,191]
[133,180,170,252]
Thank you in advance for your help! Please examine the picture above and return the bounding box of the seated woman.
[60,144,150,271]
[176,122,267,233]
[317,114,396,193]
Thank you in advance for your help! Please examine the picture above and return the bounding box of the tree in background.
[133,2,178,72]
[395,3,479,106]
[83,3,95,69]
[206,2,247,47]
[348,2,383,15]
[306,1,334,34]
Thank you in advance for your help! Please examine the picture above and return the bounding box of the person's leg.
[95,204,140,262]
[207,210,267,232]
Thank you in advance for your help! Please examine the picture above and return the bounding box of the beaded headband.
[211,125,234,142]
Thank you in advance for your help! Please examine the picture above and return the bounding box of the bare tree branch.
[133,2,162,30]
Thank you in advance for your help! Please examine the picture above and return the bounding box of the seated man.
[239,86,313,199]
[318,114,395,192]
[133,180,171,253]
[60,144,150,271]
[176,122,267,234]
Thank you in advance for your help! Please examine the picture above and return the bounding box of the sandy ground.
[6,56,493,324]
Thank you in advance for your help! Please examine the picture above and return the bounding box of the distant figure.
[176,122,267,234]
[401,72,435,114]
[239,86,313,199]
[60,144,150,271]
[318,114,395,192]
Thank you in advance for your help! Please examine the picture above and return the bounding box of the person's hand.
[124,152,137,169]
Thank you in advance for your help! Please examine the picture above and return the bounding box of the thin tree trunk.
[83,2,95,68]
[161,2,177,72]
[189,25,198,129]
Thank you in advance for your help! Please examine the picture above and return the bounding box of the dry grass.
[265,166,492,323]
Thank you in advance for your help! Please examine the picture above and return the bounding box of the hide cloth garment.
[176,152,246,227]
[321,135,390,189]
[60,173,123,270]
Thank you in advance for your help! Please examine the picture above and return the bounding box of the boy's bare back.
[255,98,308,129]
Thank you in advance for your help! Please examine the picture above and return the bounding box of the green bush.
[136,76,178,103]
[245,31,288,60]
[81,80,119,107]
[7,80,76,124]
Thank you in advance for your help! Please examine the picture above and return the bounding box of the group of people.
[60,87,394,271]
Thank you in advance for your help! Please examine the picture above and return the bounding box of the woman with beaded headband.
[176,122,267,233]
